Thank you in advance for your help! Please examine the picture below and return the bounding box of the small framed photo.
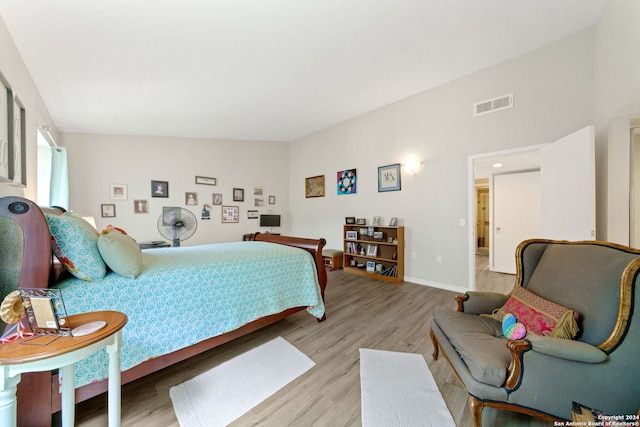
[248,210,259,219]
[195,176,216,186]
[372,216,381,226]
[356,218,366,225]
[346,230,358,240]
[378,163,401,192]
[389,217,398,226]
[185,192,198,205]
[152,180,169,198]
[110,184,127,200]
[359,227,368,236]
[222,206,239,223]
[269,195,276,205]
[134,200,148,214]
[366,261,376,272]
[305,175,325,198]
[101,204,116,218]
[373,231,384,240]
[233,188,244,202]
[367,244,378,257]
[212,193,223,205]
[254,198,264,207]
[254,187,263,195]
[346,217,356,224]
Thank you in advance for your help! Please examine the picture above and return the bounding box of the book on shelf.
[381,265,397,277]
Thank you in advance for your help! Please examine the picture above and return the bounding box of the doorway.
[475,182,489,255]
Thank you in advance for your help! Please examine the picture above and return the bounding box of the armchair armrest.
[504,335,608,391]
[525,335,608,363]
[457,291,509,314]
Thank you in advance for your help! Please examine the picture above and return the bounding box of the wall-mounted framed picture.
[195,176,216,186]
[233,188,244,202]
[151,180,169,198]
[134,199,148,214]
[248,210,259,219]
[378,163,401,192]
[337,169,357,195]
[185,192,198,205]
[305,175,325,198]
[101,204,116,218]
[212,193,223,205]
[269,195,276,205]
[110,184,127,200]
[222,205,239,223]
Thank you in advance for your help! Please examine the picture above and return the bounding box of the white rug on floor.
[170,337,315,427]
[360,349,455,427]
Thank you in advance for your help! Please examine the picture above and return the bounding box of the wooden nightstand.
[0,311,127,427]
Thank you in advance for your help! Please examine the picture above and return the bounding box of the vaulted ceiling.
[0,1,606,141]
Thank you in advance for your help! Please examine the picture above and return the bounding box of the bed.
[0,196,328,427]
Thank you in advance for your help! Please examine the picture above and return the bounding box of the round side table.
[0,310,127,427]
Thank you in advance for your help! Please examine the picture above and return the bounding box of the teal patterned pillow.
[45,212,106,281]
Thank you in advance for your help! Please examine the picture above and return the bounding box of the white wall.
[289,29,595,291]
[63,133,290,246]
[0,16,57,200]
[594,1,640,245]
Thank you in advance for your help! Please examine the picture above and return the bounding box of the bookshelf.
[343,224,404,284]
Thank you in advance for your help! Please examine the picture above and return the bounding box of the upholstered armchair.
[430,239,640,426]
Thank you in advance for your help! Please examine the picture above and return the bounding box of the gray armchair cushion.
[433,307,510,387]
[461,291,510,315]
[526,334,608,363]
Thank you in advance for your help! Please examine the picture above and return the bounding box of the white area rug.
[360,349,455,427]
[170,337,315,427]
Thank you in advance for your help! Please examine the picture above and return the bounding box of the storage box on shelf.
[343,224,404,284]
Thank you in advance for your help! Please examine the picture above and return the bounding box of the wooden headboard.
[0,197,52,295]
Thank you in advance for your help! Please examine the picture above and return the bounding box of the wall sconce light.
[404,158,424,174]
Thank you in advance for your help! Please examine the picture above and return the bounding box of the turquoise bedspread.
[54,241,324,388]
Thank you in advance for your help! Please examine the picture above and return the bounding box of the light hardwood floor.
[74,269,551,427]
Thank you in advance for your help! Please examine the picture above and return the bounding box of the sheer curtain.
[49,146,69,210]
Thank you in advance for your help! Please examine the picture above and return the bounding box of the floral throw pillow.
[45,212,106,281]
[487,286,579,339]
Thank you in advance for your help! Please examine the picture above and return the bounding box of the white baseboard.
[403,276,468,294]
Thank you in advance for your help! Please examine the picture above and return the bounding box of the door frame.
[467,144,546,290]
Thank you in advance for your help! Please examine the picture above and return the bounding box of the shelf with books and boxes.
[343,224,404,284]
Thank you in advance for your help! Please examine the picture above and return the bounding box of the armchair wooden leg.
[429,329,440,360]
[469,396,484,427]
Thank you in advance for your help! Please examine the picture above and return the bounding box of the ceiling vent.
[473,93,513,117]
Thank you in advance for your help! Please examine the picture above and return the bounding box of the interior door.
[492,170,541,274]
[539,125,596,240]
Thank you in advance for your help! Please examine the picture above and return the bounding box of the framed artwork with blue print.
[378,163,401,192]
